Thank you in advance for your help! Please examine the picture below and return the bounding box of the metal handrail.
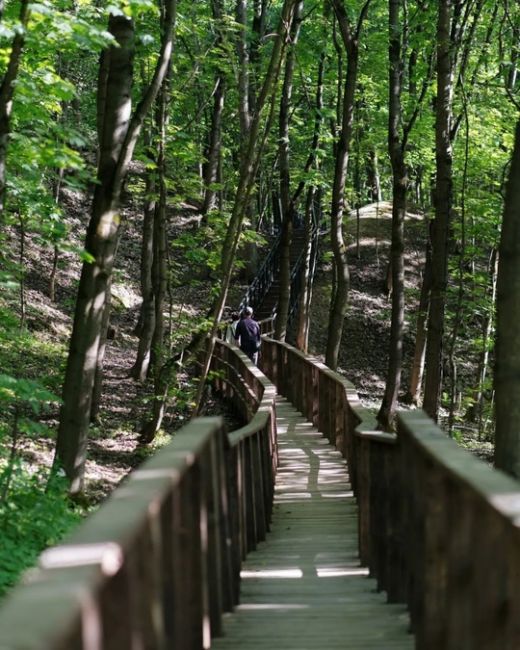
[287,224,319,326]
[238,232,282,313]
[237,219,319,330]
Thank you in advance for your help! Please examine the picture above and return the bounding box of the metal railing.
[238,232,281,313]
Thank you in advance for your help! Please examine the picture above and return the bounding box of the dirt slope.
[307,201,427,408]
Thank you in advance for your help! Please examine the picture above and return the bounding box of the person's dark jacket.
[234,317,261,355]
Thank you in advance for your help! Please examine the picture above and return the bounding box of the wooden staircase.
[253,229,308,321]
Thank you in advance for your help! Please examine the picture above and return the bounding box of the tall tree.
[295,52,325,352]
[56,2,177,492]
[378,0,433,428]
[378,0,407,429]
[202,0,226,218]
[140,70,172,443]
[422,0,455,421]
[0,0,30,216]
[494,117,520,478]
[274,0,303,341]
[325,0,372,370]
[192,0,296,411]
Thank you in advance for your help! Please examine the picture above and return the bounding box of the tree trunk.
[202,77,225,217]
[466,248,497,431]
[494,119,520,478]
[192,0,296,412]
[377,0,407,430]
[56,15,135,492]
[0,0,30,216]
[405,236,432,404]
[366,149,381,203]
[202,0,226,219]
[90,276,114,422]
[131,130,156,380]
[56,2,176,492]
[325,0,372,370]
[295,53,325,351]
[235,0,251,141]
[249,0,268,117]
[423,0,454,421]
[274,1,303,341]
[295,186,315,352]
[141,102,169,442]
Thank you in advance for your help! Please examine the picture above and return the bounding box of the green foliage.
[0,469,86,598]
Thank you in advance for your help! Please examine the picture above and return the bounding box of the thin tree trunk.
[249,0,268,117]
[192,0,296,413]
[49,168,65,303]
[235,0,251,141]
[466,248,497,431]
[90,276,114,422]
[325,0,372,370]
[202,0,226,218]
[202,76,225,217]
[18,213,25,328]
[405,236,432,404]
[423,0,454,421]
[131,150,156,379]
[477,256,497,437]
[141,89,169,441]
[295,186,315,352]
[494,118,520,478]
[295,53,325,351]
[377,0,406,430]
[0,0,30,216]
[366,149,381,202]
[274,1,303,341]
[447,79,471,437]
[236,0,261,280]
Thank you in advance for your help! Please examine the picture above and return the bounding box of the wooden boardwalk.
[212,397,413,649]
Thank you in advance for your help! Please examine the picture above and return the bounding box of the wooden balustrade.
[0,343,278,650]
[260,336,520,650]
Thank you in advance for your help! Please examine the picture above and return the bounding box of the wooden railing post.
[357,436,371,567]
[204,436,224,638]
[252,432,267,542]
[385,440,406,603]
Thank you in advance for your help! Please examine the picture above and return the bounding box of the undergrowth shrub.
[0,304,87,599]
[0,468,86,598]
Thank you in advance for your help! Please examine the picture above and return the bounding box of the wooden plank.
[212,397,413,650]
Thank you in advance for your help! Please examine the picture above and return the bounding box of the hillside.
[308,201,426,405]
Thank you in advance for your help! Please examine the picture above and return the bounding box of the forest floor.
[5,193,492,512]
[306,200,426,405]
[305,201,493,462]
[4,181,248,506]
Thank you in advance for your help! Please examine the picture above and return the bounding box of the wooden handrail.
[260,336,520,650]
[366,409,520,650]
[0,343,279,649]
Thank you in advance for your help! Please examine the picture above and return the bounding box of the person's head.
[230,311,239,322]
[242,306,253,318]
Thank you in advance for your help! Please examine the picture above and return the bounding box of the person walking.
[234,306,261,364]
[225,311,240,344]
